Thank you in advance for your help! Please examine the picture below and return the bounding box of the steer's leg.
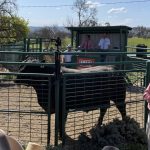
[98,108,107,125]
[115,99,126,120]
[114,76,126,120]
[116,101,126,119]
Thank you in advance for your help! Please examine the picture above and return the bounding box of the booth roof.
[67,26,132,33]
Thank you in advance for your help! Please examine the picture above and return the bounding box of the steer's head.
[15,63,55,87]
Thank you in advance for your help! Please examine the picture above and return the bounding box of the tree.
[128,26,150,38]
[29,25,71,49]
[29,25,70,39]
[0,16,29,44]
[0,0,29,44]
[0,0,17,16]
[71,0,98,27]
[105,22,110,26]
[11,17,29,40]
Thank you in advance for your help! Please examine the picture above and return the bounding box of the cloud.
[85,1,104,8]
[110,18,133,26]
[107,7,127,14]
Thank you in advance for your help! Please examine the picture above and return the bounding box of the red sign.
[77,57,95,69]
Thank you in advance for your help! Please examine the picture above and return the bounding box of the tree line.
[129,26,150,38]
[1,0,150,45]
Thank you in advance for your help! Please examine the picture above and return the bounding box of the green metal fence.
[0,48,149,149]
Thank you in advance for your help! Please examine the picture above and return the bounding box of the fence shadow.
[0,81,16,88]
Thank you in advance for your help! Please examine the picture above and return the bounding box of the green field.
[128,37,150,48]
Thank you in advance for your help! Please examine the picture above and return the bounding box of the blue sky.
[17,0,150,27]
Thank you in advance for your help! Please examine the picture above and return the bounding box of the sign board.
[77,57,95,69]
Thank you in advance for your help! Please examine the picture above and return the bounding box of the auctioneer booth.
[67,26,132,67]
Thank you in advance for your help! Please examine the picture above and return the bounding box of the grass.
[128,37,150,48]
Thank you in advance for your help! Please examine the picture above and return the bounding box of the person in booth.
[98,33,111,62]
[63,44,73,63]
[80,34,93,50]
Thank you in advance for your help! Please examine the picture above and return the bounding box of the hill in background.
[29,26,70,33]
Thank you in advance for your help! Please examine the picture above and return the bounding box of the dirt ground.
[0,81,145,147]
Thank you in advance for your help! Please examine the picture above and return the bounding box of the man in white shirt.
[98,33,111,61]
[64,44,72,63]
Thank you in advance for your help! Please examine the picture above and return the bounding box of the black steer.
[15,64,127,139]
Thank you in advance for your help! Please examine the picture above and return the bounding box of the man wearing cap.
[63,44,73,63]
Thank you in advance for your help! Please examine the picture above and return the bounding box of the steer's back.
[63,66,126,111]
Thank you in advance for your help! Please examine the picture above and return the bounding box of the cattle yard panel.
[0,72,56,146]
[0,50,149,148]
[62,69,145,142]
[0,42,26,63]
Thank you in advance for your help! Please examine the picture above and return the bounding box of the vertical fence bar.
[39,38,42,52]
[54,50,61,146]
[47,76,51,146]
[27,38,30,52]
[62,76,66,145]
[23,38,27,52]
[144,60,150,129]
